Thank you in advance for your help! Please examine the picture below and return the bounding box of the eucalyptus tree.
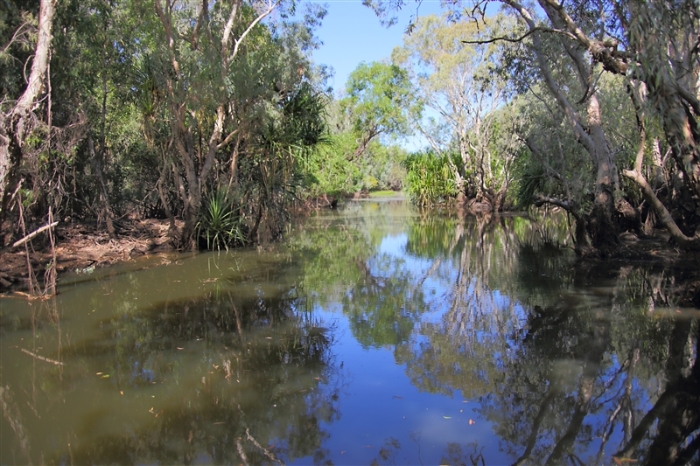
[0,0,56,232]
[512,74,642,243]
[463,0,700,251]
[132,0,327,249]
[393,14,519,212]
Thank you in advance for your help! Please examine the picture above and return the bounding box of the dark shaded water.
[1,200,699,465]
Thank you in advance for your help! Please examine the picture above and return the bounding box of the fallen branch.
[623,169,700,250]
[11,221,59,249]
[246,427,284,465]
[19,348,64,366]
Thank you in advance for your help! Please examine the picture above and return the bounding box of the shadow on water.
[2,200,699,465]
[1,251,342,465]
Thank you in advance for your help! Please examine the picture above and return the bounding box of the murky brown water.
[1,200,699,465]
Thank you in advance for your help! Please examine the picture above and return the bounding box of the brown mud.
[0,218,177,294]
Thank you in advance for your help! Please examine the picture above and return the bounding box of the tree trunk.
[0,0,56,231]
[88,134,116,237]
[585,95,620,253]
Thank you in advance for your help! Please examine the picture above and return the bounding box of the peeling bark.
[0,0,56,229]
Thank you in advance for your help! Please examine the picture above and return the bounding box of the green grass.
[369,190,403,198]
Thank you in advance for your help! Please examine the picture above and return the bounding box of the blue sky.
[308,1,443,94]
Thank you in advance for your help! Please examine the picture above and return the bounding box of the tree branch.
[228,1,279,64]
[622,169,700,249]
[11,221,58,249]
[461,26,574,45]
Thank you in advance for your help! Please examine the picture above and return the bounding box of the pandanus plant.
[195,187,244,251]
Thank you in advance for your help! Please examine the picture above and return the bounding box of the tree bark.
[623,169,700,249]
[0,0,56,230]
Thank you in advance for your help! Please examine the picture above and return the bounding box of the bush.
[403,150,458,205]
[196,187,244,251]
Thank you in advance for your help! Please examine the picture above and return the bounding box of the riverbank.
[1,199,699,306]
[0,218,176,294]
[0,194,353,294]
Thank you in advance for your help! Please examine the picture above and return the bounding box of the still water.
[1,200,699,465]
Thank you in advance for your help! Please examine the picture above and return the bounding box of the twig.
[462,26,574,45]
[236,438,249,465]
[11,221,59,249]
[19,348,64,366]
[246,427,284,465]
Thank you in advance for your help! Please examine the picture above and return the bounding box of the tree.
[0,0,56,229]
[393,13,519,211]
[468,0,700,250]
[342,61,413,160]
[131,0,328,249]
[138,0,282,248]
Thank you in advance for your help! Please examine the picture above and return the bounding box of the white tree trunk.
[0,0,56,221]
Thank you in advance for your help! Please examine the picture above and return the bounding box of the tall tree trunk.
[0,0,56,233]
[586,94,620,251]
[503,0,620,253]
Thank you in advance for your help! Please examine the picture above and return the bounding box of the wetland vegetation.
[2,0,700,463]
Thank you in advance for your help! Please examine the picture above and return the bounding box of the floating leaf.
[443,416,452,419]
[613,458,637,465]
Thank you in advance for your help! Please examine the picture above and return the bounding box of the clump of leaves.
[403,150,458,205]
[196,187,244,251]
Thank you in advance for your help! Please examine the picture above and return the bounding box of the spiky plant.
[196,187,244,251]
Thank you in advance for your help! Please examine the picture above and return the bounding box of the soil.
[0,218,178,294]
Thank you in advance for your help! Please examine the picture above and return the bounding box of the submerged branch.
[19,348,64,366]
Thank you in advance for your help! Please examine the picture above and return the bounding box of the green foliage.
[391,14,519,207]
[300,127,408,197]
[302,132,363,196]
[403,150,458,205]
[196,187,244,251]
[343,61,413,143]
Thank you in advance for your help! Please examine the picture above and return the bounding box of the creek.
[1,199,699,465]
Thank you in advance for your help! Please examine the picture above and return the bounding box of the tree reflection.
[338,209,700,465]
[429,237,697,464]
[1,267,342,465]
[4,204,699,465]
[295,201,426,349]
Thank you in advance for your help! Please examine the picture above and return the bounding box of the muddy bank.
[0,218,176,293]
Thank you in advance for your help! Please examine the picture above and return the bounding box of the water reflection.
[2,201,699,465]
[295,203,699,465]
[1,252,341,465]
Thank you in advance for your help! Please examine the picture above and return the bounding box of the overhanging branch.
[462,26,575,45]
